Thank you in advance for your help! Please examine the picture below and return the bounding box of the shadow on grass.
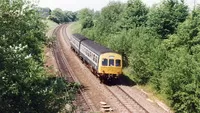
[104,74,136,86]
[78,74,136,92]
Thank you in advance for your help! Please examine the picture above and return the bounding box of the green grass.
[69,22,82,33]
[123,67,134,79]
[123,67,171,109]
[42,19,59,31]
[43,19,59,37]
[46,20,59,30]
[139,84,171,106]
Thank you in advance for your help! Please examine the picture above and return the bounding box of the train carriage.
[79,39,100,70]
[70,33,123,81]
[70,33,87,54]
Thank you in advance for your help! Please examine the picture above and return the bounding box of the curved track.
[52,24,95,112]
[52,24,169,113]
[60,23,149,112]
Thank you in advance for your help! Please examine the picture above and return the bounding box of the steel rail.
[117,86,149,113]
[52,24,95,112]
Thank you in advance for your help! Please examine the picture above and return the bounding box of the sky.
[38,0,200,12]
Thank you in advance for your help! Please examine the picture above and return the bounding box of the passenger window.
[94,56,97,63]
[109,59,114,66]
[102,59,108,66]
[89,52,91,57]
[116,59,121,66]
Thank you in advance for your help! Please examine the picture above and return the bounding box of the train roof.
[81,39,113,55]
[72,33,87,41]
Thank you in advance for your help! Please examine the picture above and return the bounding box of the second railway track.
[52,24,95,112]
[51,24,168,113]
[106,85,149,113]
[60,24,151,113]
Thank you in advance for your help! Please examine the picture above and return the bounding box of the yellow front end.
[98,53,122,75]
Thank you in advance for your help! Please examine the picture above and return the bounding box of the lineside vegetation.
[75,0,200,112]
[0,0,79,112]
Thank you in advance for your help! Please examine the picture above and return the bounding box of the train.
[69,33,122,82]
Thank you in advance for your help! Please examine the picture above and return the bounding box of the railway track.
[117,86,148,112]
[53,23,168,113]
[60,24,150,112]
[105,85,149,113]
[51,24,95,112]
[61,24,150,113]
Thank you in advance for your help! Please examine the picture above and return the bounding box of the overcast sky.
[38,0,199,11]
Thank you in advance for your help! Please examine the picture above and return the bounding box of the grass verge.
[123,67,171,110]
[46,20,59,30]
[69,22,82,33]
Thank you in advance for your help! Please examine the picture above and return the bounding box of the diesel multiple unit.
[70,33,122,81]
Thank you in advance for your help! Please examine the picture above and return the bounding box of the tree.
[78,8,94,29]
[159,48,200,112]
[147,0,188,38]
[77,0,200,112]
[37,7,51,18]
[51,8,65,23]
[0,0,79,112]
[49,10,77,24]
[80,2,125,45]
[48,15,60,24]
[120,0,149,29]
[157,8,200,112]
[128,27,160,84]
[98,2,125,34]
[63,11,77,22]
[0,0,46,63]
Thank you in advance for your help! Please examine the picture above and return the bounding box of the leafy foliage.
[78,8,94,29]
[96,2,125,34]
[48,8,77,24]
[147,0,189,38]
[37,7,51,18]
[0,0,79,112]
[76,0,200,112]
[120,0,149,29]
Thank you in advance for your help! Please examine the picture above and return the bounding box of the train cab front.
[98,52,123,80]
